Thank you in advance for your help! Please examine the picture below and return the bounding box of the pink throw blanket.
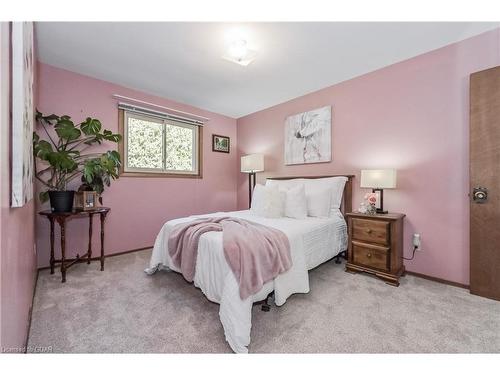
[168,217,292,299]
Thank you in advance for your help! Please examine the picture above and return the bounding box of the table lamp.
[241,154,264,208]
[360,169,397,214]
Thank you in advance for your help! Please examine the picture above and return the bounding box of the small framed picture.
[212,134,230,153]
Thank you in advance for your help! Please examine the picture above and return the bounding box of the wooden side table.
[345,212,405,286]
[39,207,110,282]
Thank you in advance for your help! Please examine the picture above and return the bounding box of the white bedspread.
[145,210,347,353]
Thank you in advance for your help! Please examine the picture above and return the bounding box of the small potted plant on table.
[33,111,122,212]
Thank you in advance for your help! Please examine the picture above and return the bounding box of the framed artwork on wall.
[284,105,331,165]
[212,134,230,153]
[11,21,35,207]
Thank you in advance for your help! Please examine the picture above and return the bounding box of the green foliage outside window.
[126,114,196,173]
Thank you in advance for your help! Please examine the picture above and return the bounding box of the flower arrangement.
[364,192,378,214]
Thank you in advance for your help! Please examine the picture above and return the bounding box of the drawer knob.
[366,229,373,234]
[367,253,372,258]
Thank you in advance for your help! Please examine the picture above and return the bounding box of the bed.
[145,175,353,353]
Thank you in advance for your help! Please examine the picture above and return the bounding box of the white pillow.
[251,184,282,218]
[325,177,347,210]
[302,177,347,216]
[284,184,307,219]
[265,179,302,217]
[302,177,347,211]
[266,178,302,190]
[306,187,332,217]
[266,177,347,217]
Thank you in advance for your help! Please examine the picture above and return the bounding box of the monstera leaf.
[81,150,121,195]
[33,133,53,160]
[39,191,50,203]
[36,110,59,123]
[55,119,81,141]
[47,151,78,172]
[33,139,54,160]
[83,130,122,145]
[80,117,102,135]
[102,129,122,142]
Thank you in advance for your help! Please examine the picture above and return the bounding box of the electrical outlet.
[413,233,421,250]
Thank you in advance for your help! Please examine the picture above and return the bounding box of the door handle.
[473,187,488,203]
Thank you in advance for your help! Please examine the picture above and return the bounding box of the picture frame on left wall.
[212,134,230,153]
[11,21,34,207]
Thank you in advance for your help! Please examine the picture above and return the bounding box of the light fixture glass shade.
[241,154,264,173]
[360,169,397,189]
[228,40,248,60]
[222,39,257,66]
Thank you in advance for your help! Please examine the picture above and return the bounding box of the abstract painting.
[284,105,331,165]
[11,22,34,207]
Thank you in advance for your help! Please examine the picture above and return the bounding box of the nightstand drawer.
[352,218,390,245]
[352,241,390,271]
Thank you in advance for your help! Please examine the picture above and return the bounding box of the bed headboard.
[266,175,355,216]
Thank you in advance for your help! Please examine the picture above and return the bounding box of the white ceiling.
[36,22,499,118]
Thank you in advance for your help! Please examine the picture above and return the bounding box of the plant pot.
[49,191,75,212]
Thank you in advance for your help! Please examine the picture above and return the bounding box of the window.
[119,109,202,177]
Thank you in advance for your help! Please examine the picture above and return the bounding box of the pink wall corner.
[236,28,500,286]
[0,22,37,351]
[35,63,238,268]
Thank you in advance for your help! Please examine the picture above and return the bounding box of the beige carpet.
[28,249,500,353]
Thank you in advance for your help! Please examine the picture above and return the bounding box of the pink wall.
[0,22,37,351]
[36,63,238,267]
[237,29,500,286]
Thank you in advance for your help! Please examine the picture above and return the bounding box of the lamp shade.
[360,169,397,189]
[241,154,264,173]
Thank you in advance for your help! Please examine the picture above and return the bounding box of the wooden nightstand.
[345,212,405,286]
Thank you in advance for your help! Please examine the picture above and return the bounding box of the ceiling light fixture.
[228,40,248,60]
[223,38,257,66]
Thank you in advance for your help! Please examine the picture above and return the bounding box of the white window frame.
[120,110,202,178]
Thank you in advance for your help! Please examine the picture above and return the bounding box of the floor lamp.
[241,154,265,208]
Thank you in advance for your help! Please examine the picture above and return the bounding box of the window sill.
[119,171,202,179]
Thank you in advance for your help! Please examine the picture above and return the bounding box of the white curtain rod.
[112,94,210,122]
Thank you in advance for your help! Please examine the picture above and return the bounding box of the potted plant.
[33,110,122,212]
[78,158,117,205]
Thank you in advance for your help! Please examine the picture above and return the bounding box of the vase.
[366,204,377,215]
[49,190,75,212]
